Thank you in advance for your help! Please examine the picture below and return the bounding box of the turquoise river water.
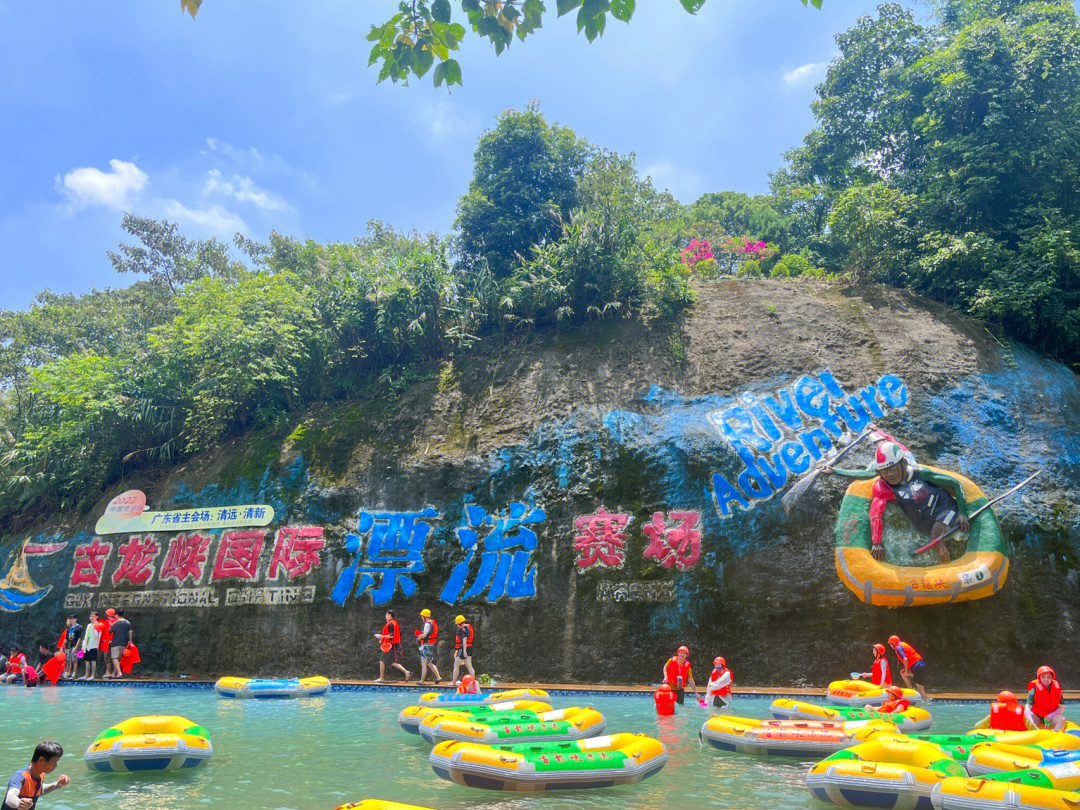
[0,688,990,810]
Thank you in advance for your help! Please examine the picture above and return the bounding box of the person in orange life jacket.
[451,615,476,686]
[416,609,442,685]
[856,644,892,687]
[705,657,734,710]
[974,691,1034,732]
[1026,665,1066,731]
[662,646,701,706]
[457,674,481,695]
[2,645,27,685]
[374,610,410,683]
[5,741,69,810]
[822,441,970,564]
[867,685,910,713]
[653,683,677,716]
[889,635,928,702]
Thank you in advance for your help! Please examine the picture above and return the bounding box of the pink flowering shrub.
[680,238,714,268]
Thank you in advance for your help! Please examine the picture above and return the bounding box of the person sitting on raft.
[456,674,481,695]
[974,691,1035,731]
[662,646,701,706]
[822,440,970,563]
[704,657,733,710]
[1026,666,1065,731]
[856,644,891,687]
[866,685,909,713]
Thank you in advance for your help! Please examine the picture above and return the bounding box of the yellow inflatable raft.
[828,679,923,706]
[429,733,667,792]
[334,803,436,810]
[700,715,894,758]
[770,698,933,732]
[806,735,965,808]
[420,706,606,745]
[214,675,330,698]
[84,715,213,773]
[398,700,553,735]
[834,468,1008,607]
[931,762,1080,810]
[418,688,550,709]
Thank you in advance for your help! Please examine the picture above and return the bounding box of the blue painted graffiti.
[439,503,547,605]
[331,508,439,606]
[708,372,908,517]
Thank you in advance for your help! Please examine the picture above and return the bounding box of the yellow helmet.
[455,615,466,624]
[420,609,431,618]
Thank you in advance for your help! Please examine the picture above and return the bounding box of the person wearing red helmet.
[822,438,970,564]
[975,691,1034,731]
[1025,666,1065,731]
[867,685,910,714]
[889,635,928,701]
[662,645,700,706]
[456,674,481,695]
[705,656,734,710]
[857,644,892,687]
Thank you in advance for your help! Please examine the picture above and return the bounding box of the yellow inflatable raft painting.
[806,735,965,809]
[418,688,550,709]
[931,762,1080,810]
[398,700,553,735]
[429,733,667,792]
[84,715,212,773]
[333,802,437,810]
[420,706,606,745]
[834,467,1008,607]
[770,699,933,733]
[699,715,894,758]
[828,679,924,706]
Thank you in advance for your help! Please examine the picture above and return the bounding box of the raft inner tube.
[84,715,212,773]
[420,706,607,745]
[700,715,895,758]
[417,688,550,708]
[214,676,330,698]
[827,679,923,706]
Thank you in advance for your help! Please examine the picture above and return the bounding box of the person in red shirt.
[661,646,700,706]
[868,685,910,714]
[373,609,410,683]
[857,644,892,687]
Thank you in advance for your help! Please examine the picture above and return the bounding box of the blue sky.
[3,0,900,310]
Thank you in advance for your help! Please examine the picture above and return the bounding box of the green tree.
[179,1,823,88]
[455,106,592,279]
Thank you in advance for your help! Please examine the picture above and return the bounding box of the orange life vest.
[1029,679,1063,717]
[423,619,438,645]
[665,657,692,688]
[872,657,891,687]
[990,702,1028,731]
[382,620,401,645]
[654,688,676,715]
[709,667,733,697]
[895,642,923,667]
[879,698,910,714]
[455,623,475,650]
[6,653,26,674]
[15,768,42,804]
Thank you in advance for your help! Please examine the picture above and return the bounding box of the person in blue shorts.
[5,741,69,809]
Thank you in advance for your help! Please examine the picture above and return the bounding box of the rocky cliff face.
[3,279,1078,689]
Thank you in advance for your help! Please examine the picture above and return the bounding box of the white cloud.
[643,160,706,203]
[203,169,289,211]
[783,62,827,89]
[162,199,248,236]
[57,159,148,210]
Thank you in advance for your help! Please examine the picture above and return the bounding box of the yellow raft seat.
[429,733,667,792]
[420,706,606,745]
[700,715,895,758]
[418,687,549,708]
[398,700,553,735]
[828,679,923,706]
[84,715,212,773]
[806,735,965,809]
[931,762,1080,810]
[771,698,933,733]
[333,802,436,810]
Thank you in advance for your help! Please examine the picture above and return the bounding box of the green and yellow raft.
[429,733,667,792]
[834,466,1008,606]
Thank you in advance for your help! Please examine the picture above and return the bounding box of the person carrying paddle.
[822,440,969,563]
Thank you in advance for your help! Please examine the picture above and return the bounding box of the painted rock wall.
[2,280,1078,689]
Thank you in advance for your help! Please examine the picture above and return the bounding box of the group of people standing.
[0,609,135,688]
[373,609,477,688]
[656,646,733,711]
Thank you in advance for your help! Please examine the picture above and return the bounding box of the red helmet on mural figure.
[873,644,886,656]
[714,657,726,668]
[888,635,901,646]
[875,442,906,470]
[677,646,689,656]
[997,691,1017,704]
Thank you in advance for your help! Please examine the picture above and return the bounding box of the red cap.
[714,657,726,668]
[106,608,116,617]
[1037,665,1056,680]
[886,685,903,698]
[677,645,689,655]
[873,644,886,656]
